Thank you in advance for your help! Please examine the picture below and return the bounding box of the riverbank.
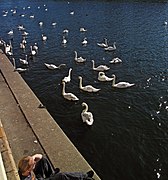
[0,49,100,179]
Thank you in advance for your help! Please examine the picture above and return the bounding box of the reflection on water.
[0,1,168,179]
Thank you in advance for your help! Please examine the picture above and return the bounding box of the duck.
[80,27,87,32]
[13,58,27,72]
[104,42,116,51]
[97,38,108,48]
[98,72,114,82]
[92,60,110,71]
[19,55,28,65]
[42,34,47,41]
[111,74,135,88]
[62,81,79,101]
[74,51,86,63]
[82,37,87,45]
[81,102,94,126]
[109,57,122,64]
[79,76,100,92]
[44,63,66,70]
[62,68,72,83]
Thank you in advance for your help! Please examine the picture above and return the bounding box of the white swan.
[42,34,47,41]
[62,36,67,44]
[79,76,100,92]
[44,63,66,70]
[98,72,114,82]
[81,102,94,126]
[19,55,28,65]
[62,81,79,101]
[62,68,72,83]
[92,60,110,71]
[52,22,57,26]
[33,43,38,51]
[13,58,27,72]
[74,51,86,63]
[109,57,122,64]
[80,27,87,32]
[111,74,135,88]
[30,46,36,56]
[104,42,116,51]
[97,38,108,48]
[39,21,43,26]
[7,29,13,35]
[82,37,87,45]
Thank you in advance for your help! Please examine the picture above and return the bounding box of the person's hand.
[32,154,42,162]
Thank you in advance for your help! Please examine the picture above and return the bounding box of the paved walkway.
[0,50,100,180]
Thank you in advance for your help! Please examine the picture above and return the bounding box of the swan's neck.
[75,52,77,58]
[62,83,66,95]
[112,76,116,86]
[68,69,71,77]
[13,58,16,69]
[83,104,88,112]
[92,61,95,69]
[79,78,83,89]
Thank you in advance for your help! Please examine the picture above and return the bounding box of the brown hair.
[18,156,32,174]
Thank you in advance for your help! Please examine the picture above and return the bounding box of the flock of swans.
[0,3,135,126]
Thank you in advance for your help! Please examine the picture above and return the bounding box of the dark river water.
[0,0,168,179]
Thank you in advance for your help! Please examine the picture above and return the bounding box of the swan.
[98,72,114,82]
[13,58,27,72]
[70,11,74,15]
[30,46,36,56]
[22,31,29,36]
[22,37,27,44]
[39,21,43,26]
[42,34,47,41]
[62,36,67,44]
[33,43,38,51]
[7,29,13,35]
[63,29,69,33]
[97,38,108,48]
[52,22,57,26]
[4,43,11,54]
[62,68,72,83]
[104,42,116,51]
[92,60,110,71]
[109,57,122,64]
[62,81,79,101]
[81,102,94,126]
[82,37,87,45]
[111,74,135,88]
[19,55,28,65]
[80,27,87,32]
[44,63,66,70]
[79,76,100,92]
[74,51,86,63]
[18,25,25,31]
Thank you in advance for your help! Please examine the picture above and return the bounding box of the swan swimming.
[13,58,27,73]
[62,36,67,44]
[97,38,108,48]
[82,37,87,45]
[62,81,79,101]
[79,76,100,92]
[30,46,36,56]
[81,102,94,126]
[42,34,47,41]
[104,42,116,51]
[62,68,72,83]
[98,72,114,82]
[80,27,87,32]
[44,63,66,70]
[19,55,28,65]
[74,51,86,63]
[109,57,122,64]
[92,60,110,71]
[111,74,135,88]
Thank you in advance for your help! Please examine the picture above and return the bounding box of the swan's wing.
[64,93,79,101]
